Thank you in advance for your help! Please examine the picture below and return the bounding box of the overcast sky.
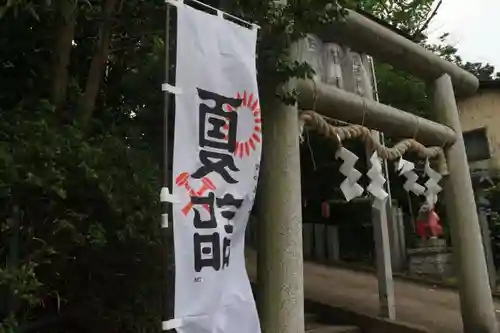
[427,0,500,71]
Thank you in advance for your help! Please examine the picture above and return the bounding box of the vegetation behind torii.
[0,0,496,332]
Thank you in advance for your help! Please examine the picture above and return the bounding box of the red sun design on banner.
[223,90,261,158]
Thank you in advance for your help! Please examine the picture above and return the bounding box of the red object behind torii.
[415,204,442,240]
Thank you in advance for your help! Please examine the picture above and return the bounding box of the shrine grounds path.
[245,249,500,333]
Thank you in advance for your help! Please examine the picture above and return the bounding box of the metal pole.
[163,3,175,329]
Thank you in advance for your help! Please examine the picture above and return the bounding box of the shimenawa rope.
[299,110,445,161]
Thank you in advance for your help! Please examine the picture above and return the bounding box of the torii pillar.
[433,74,498,333]
[256,78,305,332]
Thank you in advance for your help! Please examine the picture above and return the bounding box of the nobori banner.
[171,3,261,333]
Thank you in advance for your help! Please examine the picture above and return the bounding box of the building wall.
[458,89,500,170]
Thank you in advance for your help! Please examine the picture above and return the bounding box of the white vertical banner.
[172,4,261,333]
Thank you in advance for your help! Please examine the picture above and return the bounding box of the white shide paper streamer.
[424,159,442,209]
[367,151,388,210]
[397,157,425,196]
[335,147,364,201]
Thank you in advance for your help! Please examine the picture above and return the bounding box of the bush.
[0,101,163,333]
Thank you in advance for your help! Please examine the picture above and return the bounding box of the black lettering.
[222,237,231,269]
[192,150,240,184]
[192,192,217,229]
[216,193,244,234]
[194,232,221,272]
[197,88,240,153]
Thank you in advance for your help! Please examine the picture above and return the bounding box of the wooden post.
[327,225,340,262]
[397,207,407,266]
[356,54,395,320]
[433,74,498,333]
[388,205,404,272]
[256,62,305,332]
[372,202,396,319]
[314,223,326,261]
[368,131,396,320]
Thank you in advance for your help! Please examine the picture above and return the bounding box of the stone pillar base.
[408,238,453,281]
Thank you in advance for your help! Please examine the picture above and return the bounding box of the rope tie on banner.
[162,318,184,331]
[160,187,179,229]
[165,0,184,7]
[162,83,183,95]
[298,110,447,165]
[161,213,169,229]
[160,187,179,203]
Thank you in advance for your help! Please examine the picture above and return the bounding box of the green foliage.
[359,0,436,35]
[227,0,352,100]
[375,62,430,117]
[0,100,163,330]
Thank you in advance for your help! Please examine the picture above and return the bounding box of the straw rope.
[299,110,445,161]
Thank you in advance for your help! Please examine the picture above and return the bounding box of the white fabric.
[163,318,184,330]
[172,4,261,333]
[162,83,183,94]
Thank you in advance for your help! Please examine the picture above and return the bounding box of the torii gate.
[256,9,498,333]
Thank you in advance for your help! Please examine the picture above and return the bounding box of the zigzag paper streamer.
[424,159,442,208]
[367,151,388,210]
[335,147,364,201]
[397,157,426,196]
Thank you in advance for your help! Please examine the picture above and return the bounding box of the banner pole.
[163,2,175,330]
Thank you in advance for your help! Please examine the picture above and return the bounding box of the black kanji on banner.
[191,88,245,273]
[192,192,217,229]
[192,150,240,184]
[194,232,221,272]
[222,237,231,269]
[197,88,239,153]
[217,193,243,234]
[191,191,243,272]
[193,88,241,184]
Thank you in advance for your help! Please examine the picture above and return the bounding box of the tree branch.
[415,0,442,36]
[78,0,119,127]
